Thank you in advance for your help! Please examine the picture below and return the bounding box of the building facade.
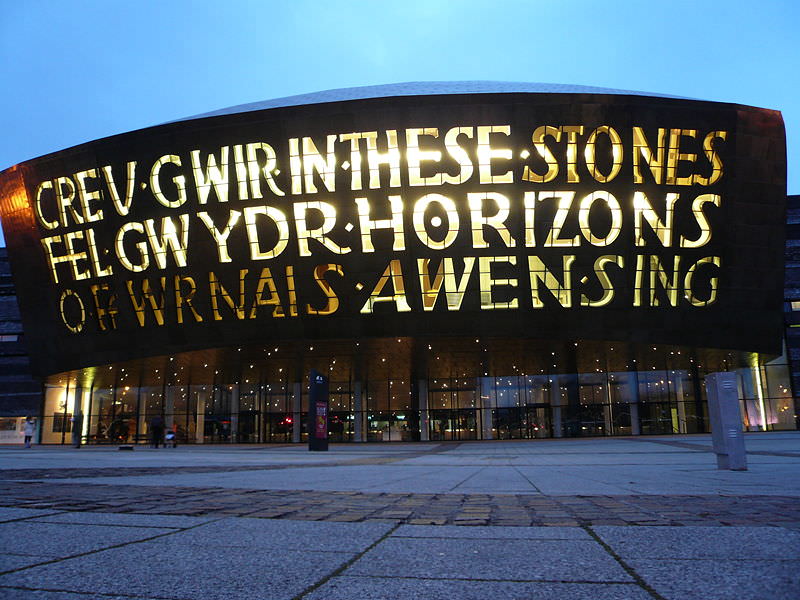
[0,82,795,444]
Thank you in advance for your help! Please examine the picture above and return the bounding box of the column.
[602,378,613,435]
[292,382,302,443]
[418,379,430,442]
[672,371,687,433]
[165,386,175,431]
[71,386,83,448]
[354,381,364,442]
[478,380,494,440]
[195,389,206,444]
[230,385,240,443]
[550,377,563,438]
[629,371,641,436]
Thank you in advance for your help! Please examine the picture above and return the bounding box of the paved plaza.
[0,432,798,599]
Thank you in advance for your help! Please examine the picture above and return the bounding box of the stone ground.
[0,432,798,599]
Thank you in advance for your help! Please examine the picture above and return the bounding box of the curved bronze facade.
[0,84,793,444]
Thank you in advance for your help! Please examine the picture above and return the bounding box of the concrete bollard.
[705,372,747,471]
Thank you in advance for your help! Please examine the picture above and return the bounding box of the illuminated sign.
[0,91,787,374]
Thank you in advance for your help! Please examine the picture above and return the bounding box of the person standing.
[149,415,165,448]
[23,417,36,448]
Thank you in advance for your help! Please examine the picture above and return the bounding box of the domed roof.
[172,81,692,123]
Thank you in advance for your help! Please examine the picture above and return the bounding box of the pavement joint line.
[511,463,545,494]
[291,521,402,600]
[584,525,668,600]
[0,514,228,577]
[0,584,194,600]
[444,465,487,493]
[313,573,638,584]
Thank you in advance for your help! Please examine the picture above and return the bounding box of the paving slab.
[0,521,175,558]
[593,525,800,559]
[393,524,591,540]
[28,512,217,528]
[0,553,54,572]
[0,542,352,600]
[0,589,157,600]
[346,537,632,582]
[305,576,653,599]
[0,509,62,523]
[627,558,800,600]
[146,517,394,552]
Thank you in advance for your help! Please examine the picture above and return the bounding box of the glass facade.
[39,337,799,445]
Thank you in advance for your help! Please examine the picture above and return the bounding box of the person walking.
[23,417,36,448]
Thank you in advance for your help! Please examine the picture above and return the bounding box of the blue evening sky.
[1,0,798,245]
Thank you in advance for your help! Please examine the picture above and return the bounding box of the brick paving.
[1,476,798,529]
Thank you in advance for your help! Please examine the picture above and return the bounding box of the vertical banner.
[308,369,329,451]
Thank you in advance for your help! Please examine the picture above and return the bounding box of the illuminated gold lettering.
[417,256,475,311]
[581,255,624,307]
[632,127,666,184]
[289,137,302,195]
[694,131,727,186]
[468,192,515,248]
[233,145,249,200]
[62,231,91,281]
[55,176,84,227]
[406,128,443,186]
[74,169,103,223]
[246,142,284,197]
[666,129,698,186]
[355,195,405,253]
[286,265,298,317]
[412,193,459,249]
[634,191,679,247]
[191,147,229,203]
[634,254,644,307]
[250,267,285,318]
[144,214,189,269]
[198,210,241,263]
[578,191,622,246]
[365,130,401,189]
[339,132,365,190]
[541,191,579,247]
[209,269,247,320]
[34,181,58,230]
[175,275,203,323]
[680,193,720,248]
[523,126,561,183]
[360,259,411,313]
[293,201,350,256]
[90,283,118,331]
[127,277,166,326]
[649,255,681,307]
[562,126,584,183]
[59,289,85,334]
[243,205,289,260]
[101,162,137,217]
[684,256,721,306]
[150,155,187,208]
[40,235,75,284]
[442,127,474,184]
[479,255,518,310]
[301,135,337,193]
[477,125,513,184]
[528,255,575,308]
[115,222,149,273]
[584,126,622,183]
[85,228,113,277]
[306,264,343,315]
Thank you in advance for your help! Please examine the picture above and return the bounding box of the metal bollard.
[705,372,747,471]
